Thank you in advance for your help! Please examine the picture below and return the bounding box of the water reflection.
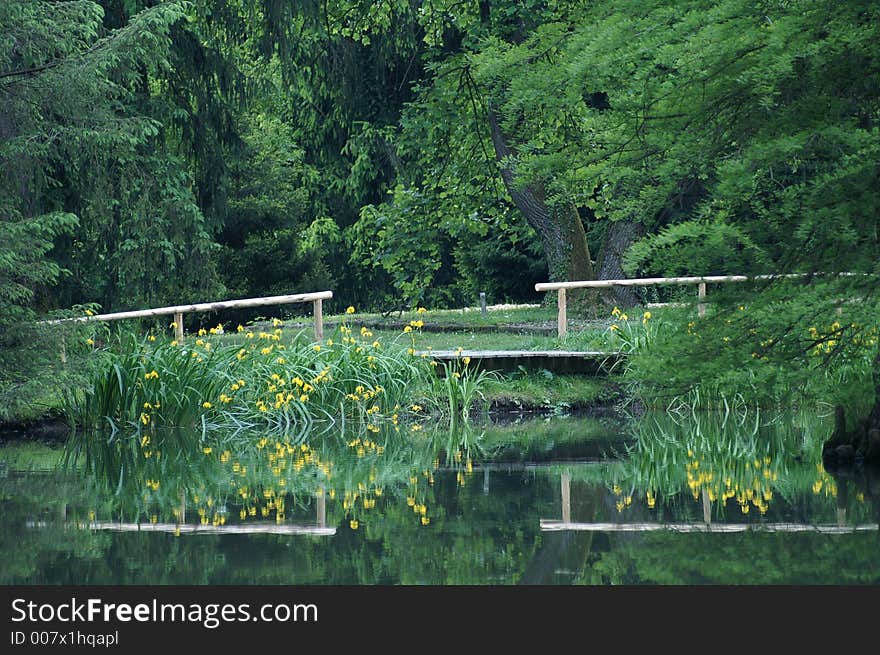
[2,410,879,584]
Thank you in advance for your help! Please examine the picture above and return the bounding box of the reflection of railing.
[28,491,334,535]
[535,273,822,337]
[540,521,878,534]
[68,521,336,536]
[45,290,334,343]
[544,470,876,533]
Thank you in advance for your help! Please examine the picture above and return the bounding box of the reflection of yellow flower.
[350,520,359,530]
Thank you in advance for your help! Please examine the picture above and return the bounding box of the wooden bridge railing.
[46,290,333,342]
[535,274,806,338]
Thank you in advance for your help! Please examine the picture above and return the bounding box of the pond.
[1,409,878,585]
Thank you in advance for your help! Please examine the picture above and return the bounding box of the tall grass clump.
[426,354,499,427]
[62,311,498,466]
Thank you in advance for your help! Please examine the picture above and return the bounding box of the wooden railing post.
[174,312,184,341]
[557,288,567,338]
[697,282,707,318]
[313,298,323,341]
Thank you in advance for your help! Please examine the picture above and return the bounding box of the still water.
[2,410,878,584]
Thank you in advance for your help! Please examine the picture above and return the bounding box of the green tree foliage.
[591,0,880,420]
[0,0,213,407]
[218,111,334,302]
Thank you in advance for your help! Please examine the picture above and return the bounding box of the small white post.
[702,487,711,525]
[697,282,707,318]
[480,292,487,316]
[313,298,323,341]
[557,288,567,338]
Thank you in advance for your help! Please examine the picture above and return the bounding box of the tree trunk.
[488,109,598,308]
[596,218,643,308]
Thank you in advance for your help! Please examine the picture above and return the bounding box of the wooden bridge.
[44,273,838,372]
